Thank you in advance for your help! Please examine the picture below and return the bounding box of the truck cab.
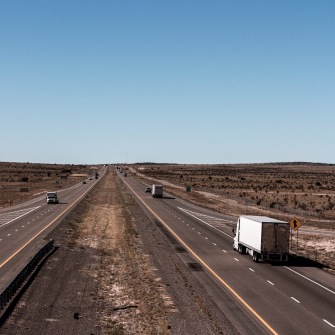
[46,192,58,204]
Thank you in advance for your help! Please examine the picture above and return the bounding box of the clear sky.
[1,1,334,164]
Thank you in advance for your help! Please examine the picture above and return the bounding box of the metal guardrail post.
[0,239,54,315]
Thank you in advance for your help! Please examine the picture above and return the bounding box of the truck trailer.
[233,216,290,262]
[152,185,163,198]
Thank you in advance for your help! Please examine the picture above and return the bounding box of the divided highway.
[120,172,335,335]
[0,168,105,293]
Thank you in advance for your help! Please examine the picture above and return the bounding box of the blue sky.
[1,1,334,164]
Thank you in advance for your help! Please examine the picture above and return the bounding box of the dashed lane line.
[0,177,99,270]
[284,266,335,295]
[122,178,279,335]
[323,320,335,328]
[178,207,234,239]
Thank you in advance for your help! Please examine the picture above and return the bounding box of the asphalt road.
[0,168,105,293]
[120,171,335,335]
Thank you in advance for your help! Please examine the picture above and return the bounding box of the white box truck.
[152,185,163,198]
[46,191,58,204]
[233,216,290,262]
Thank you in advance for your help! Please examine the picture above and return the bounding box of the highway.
[120,171,335,335]
[0,168,105,293]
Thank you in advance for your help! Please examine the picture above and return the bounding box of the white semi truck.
[233,216,290,262]
[152,185,163,198]
[46,191,58,204]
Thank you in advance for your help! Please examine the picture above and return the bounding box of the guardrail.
[0,239,54,313]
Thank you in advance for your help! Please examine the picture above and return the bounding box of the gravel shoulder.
[1,167,239,334]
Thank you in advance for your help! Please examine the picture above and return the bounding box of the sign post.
[289,217,302,251]
[186,186,191,198]
[245,201,249,214]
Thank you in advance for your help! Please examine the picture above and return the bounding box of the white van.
[152,185,163,198]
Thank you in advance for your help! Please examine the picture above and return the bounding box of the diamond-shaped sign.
[290,217,302,231]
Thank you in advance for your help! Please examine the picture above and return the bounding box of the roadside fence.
[0,239,54,313]
[165,180,320,217]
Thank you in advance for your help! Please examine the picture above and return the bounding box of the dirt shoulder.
[1,167,238,334]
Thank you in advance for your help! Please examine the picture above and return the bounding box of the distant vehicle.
[89,177,93,180]
[145,187,151,192]
[124,172,127,177]
[152,185,163,198]
[46,192,58,204]
[233,216,290,262]
[95,172,98,179]
[83,181,86,184]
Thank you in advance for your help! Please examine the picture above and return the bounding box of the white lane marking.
[178,207,233,239]
[183,221,184,222]
[213,243,216,246]
[198,232,201,234]
[284,266,335,295]
[323,319,335,328]
[187,224,189,226]
[205,237,208,239]
[267,281,274,285]
[234,258,239,261]
[22,226,24,227]
[291,297,300,303]
[7,234,10,236]
[223,250,227,253]
[192,228,195,230]
[15,229,18,231]
[0,206,41,228]
[249,268,254,272]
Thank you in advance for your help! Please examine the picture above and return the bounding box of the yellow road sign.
[290,217,302,231]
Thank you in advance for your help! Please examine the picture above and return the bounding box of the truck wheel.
[238,244,244,254]
[253,253,259,263]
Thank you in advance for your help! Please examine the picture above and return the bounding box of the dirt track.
[1,167,238,334]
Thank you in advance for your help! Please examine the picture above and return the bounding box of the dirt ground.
[126,165,335,273]
[132,163,335,220]
[0,162,100,208]
[1,167,238,334]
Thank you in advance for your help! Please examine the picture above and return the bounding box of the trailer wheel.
[238,244,245,254]
[253,252,259,263]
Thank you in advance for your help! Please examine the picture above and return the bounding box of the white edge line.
[0,206,41,228]
[249,268,254,272]
[284,266,335,295]
[178,207,234,239]
[323,319,335,328]
[267,280,274,285]
[291,297,300,303]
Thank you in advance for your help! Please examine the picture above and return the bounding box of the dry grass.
[75,168,170,334]
[130,163,335,226]
[128,164,335,272]
[0,161,100,208]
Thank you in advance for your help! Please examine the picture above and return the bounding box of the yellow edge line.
[0,179,99,270]
[122,177,278,335]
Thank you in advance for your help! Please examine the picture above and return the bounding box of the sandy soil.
[0,162,99,208]
[132,163,335,220]
[1,167,238,334]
